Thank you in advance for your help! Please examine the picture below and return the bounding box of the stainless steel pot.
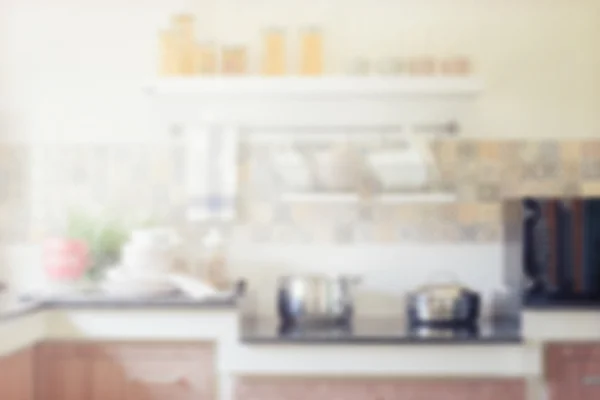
[277,275,361,325]
[406,275,480,327]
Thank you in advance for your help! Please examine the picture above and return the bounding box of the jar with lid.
[171,13,197,75]
[158,30,179,76]
[299,27,324,75]
[194,42,217,75]
[221,45,248,75]
[262,28,286,76]
[200,227,230,290]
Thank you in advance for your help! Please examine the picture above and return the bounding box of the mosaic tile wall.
[2,139,600,244]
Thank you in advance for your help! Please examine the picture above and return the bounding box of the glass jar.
[299,27,323,75]
[262,28,286,76]
[441,56,471,76]
[408,56,436,76]
[200,228,230,290]
[172,14,196,75]
[194,42,217,75]
[221,45,248,75]
[172,14,195,41]
[158,30,178,76]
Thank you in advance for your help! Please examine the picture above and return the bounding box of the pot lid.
[414,271,473,295]
[415,283,466,298]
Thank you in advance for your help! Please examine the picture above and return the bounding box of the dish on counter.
[101,267,174,298]
[102,266,230,300]
[100,281,175,298]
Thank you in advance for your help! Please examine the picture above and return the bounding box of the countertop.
[240,318,523,345]
[0,292,523,345]
[0,292,238,322]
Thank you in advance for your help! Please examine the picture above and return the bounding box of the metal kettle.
[277,274,362,326]
[406,273,480,327]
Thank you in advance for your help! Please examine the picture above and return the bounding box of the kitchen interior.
[0,0,600,399]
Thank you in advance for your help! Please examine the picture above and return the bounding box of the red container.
[43,238,90,281]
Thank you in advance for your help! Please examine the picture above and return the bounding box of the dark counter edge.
[240,317,524,346]
[0,296,239,323]
[240,335,524,345]
[523,297,600,311]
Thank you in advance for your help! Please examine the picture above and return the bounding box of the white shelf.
[145,76,483,97]
[281,192,457,204]
[377,193,457,203]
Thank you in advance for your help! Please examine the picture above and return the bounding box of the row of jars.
[349,56,471,76]
[159,14,472,77]
[159,14,323,76]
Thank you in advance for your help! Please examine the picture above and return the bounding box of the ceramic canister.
[43,238,89,281]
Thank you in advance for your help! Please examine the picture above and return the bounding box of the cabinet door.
[0,348,33,400]
[545,342,600,400]
[89,343,215,400]
[37,342,215,400]
[88,357,127,400]
[36,344,90,400]
[123,360,206,400]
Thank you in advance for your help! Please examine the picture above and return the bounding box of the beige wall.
[1,0,599,142]
[0,0,598,307]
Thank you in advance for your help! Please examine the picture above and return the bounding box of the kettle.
[406,273,481,327]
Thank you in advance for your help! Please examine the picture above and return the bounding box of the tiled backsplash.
[3,139,600,244]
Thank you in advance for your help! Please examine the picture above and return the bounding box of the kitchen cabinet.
[0,348,33,400]
[545,342,600,400]
[235,377,526,400]
[36,342,215,400]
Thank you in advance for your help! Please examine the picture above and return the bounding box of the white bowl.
[130,228,179,250]
[102,267,174,298]
[101,280,174,298]
[121,242,174,273]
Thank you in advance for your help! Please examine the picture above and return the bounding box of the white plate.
[105,267,170,284]
[100,281,175,298]
[168,273,218,299]
[102,267,174,298]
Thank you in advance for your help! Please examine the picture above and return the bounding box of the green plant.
[66,212,129,281]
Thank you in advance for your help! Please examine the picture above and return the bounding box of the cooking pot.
[406,274,480,327]
[277,274,361,325]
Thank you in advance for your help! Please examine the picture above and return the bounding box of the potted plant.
[66,212,129,281]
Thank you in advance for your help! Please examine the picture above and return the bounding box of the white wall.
[228,242,511,317]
